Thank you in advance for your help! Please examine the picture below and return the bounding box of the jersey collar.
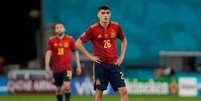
[98,20,111,29]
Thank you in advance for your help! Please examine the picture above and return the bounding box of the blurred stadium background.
[1,0,201,100]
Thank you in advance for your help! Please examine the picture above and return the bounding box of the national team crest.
[111,32,117,38]
[64,42,69,48]
[111,29,117,38]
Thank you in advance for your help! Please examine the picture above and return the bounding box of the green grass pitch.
[0,94,201,101]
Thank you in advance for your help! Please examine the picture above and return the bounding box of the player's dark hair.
[52,22,65,29]
[98,4,110,11]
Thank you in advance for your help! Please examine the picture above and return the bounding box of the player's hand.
[76,66,82,76]
[45,66,52,74]
[90,56,102,64]
[115,56,124,66]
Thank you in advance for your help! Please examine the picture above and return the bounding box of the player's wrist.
[45,65,49,68]
[88,54,94,60]
[77,65,81,69]
[45,65,50,70]
[119,55,124,59]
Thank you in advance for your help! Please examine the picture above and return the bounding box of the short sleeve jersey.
[79,21,125,64]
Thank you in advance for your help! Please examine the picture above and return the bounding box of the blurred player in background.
[76,4,128,101]
[45,22,82,101]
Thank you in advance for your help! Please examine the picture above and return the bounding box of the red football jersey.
[80,21,125,64]
[47,35,76,72]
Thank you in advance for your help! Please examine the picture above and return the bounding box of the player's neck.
[57,34,65,39]
[99,21,109,29]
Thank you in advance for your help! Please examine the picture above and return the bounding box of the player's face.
[54,24,65,35]
[98,9,111,23]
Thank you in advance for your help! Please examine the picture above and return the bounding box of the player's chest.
[92,27,117,40]
[52,40,70,49]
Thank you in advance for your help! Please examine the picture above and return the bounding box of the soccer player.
[76,4,128,101]
[45,22,82,101]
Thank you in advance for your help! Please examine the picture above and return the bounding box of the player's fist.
[45,66,52,74]
[115,55,124,66]
[76,66,82,76]
[90,56,102,64]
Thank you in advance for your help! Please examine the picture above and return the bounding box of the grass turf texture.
[0,94,201,101]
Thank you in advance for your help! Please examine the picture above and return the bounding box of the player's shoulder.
[111,21,120,26]
[48,35,56,40]
[65,35,74,40]
[89,22,99,28]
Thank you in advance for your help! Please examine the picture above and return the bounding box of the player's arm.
[120,37,127,58]
[45,50,52,73]
[76,39,102,63]
[76,39,93,59]
[116,24,127,65]
[74,50,82,75]
[70,37,82,75]
[116,37,127,65]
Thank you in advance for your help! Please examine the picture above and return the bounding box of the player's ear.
[97,11,100,18]
[97,14,101,19]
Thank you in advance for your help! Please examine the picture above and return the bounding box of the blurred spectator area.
[0,56,5,75]
[41,0,201,79]
[43,0,201,65]
[160,51,201,72]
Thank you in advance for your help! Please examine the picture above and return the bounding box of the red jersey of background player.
[47,35,76,72]
[80,21,125,64]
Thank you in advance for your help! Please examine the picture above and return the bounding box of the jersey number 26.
[103,40,111,48]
